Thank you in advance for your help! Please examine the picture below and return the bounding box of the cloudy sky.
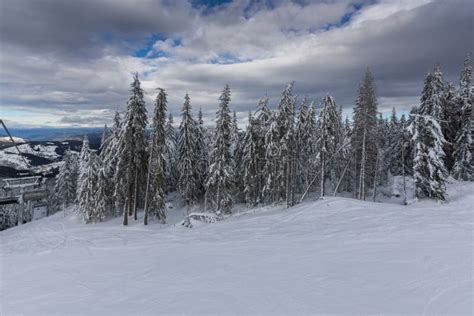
[0,0,472,128]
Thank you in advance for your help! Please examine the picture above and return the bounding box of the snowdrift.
[1,181,473,315]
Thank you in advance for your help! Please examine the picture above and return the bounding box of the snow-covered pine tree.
[334,116,353,195]
[113,74,148,225]
[95,160,113,219]
[441,82,459,171]
[295,97,309,195]
[51,149,78,212]
[242,112,260,206]
[351,69,379,200]
[164,113,178,193]
[196,108,209,194]
[305,101,320,192]
[77,152,103,223]
[317,95,343,197]
[262,112,281,203]
[387,108,403,176]
[452,53,473,180]
[276,82,297,207]
[233,126,245,202]
[205,84,234,213]
[410,68,448,200]
[399,114,413,175]
[373,114,390,199]
[76,135,91,211]
[254,96,272,202]
[144,88,167,225]
[98,111,121,217]
[177,93,201,207]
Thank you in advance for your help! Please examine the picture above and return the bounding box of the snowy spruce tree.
[241,113,260,206]
[441,82,459,171]
[164,113,178,192]
[276,82,297,207]
[177,93,201,207]
[77,153,103,223]
[294,98,310,195]
[206,84,234,213]
[351,69,379,200]
[410,67,448,200]
[262,112,282,203]
[76,135,91,211]
[254,96,272,201]
[453,53,473,180]
[98,111,121,216]
[144,88,167,225]
[51,148,78,212]
[114,74,148,225]
[317,95,343,197]
[196,108,209,193]
[95,161,113,219]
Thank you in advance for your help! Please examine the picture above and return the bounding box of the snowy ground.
[1,182,473,315]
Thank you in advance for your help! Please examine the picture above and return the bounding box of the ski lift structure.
[0,119,50,224]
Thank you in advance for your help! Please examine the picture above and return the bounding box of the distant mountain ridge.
[4,127,103,141]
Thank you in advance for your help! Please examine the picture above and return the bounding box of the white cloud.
[0,0,472,127]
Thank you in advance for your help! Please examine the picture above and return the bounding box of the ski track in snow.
[1,181,473,315]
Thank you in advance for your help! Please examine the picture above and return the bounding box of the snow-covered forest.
[47,53,473,226]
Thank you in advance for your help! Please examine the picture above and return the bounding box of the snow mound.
[1,181,473,315]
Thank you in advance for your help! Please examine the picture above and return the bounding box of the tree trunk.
[402,142,407,205]
[133,166,139,220]
[358,128,367,200]
[320,150,325,198]
[122,203,128,226]
[372,149,380,202]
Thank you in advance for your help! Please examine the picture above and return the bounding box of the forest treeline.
[50,53,473,225]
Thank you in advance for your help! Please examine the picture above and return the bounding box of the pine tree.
[242,113,260,206]
[99,112,121,217]
[76,135,91,211]
[51,149,78,212]
[177,93,201,207]
[317,95,343,197]
[387,108,403,176]
[206,85,234,213]
[95,161,113,219]
[453,53,473,180]
[262,112,281,203]
[276,82,297,207]
[164,113,178,192]
[334,116,353,195]
[254,96,272,202]
[410,68,448,200]
[351,69,378,200]
[114,74,148,225]
[144,88,167,224]
[196,108,209,195]
[77,153,103,223]
[441,82,459,171]
[295,97,310,195]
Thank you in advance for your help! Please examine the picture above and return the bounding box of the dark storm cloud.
[0,0,194,58]
[0,0,473,127]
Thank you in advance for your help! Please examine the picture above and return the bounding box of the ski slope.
[1,182,473,315]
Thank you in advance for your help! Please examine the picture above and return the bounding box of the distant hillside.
[4,127,103,141]
[0,139,100,178]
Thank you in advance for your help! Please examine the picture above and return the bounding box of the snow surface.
[1,182,473,315]
[0,143,61,172]
[4,143,59,160]
[0,137,26,143]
